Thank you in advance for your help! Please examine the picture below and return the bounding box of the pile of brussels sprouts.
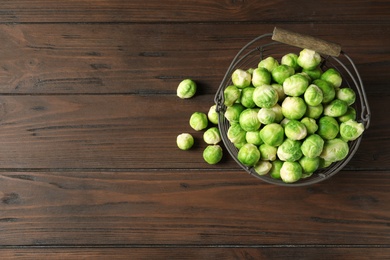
[222,49,364,183]
[176,49,365,184]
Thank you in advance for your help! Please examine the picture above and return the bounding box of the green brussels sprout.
[224,85,241,107]
[272,64,295,85]
[225,103,245,123]
[254,160,273,176]
[301,134,324,158]
[313,79,336,103]
[281,53,300,71]
[239,108,261,131]
[320,138,349,162]
[340,120,364,141]
[203,145,223,164]
[283,74,309,97]
[270,104,284,123]
[176,133,194,150]
[284,120,308,140]
[271,83,286,102]
[317,116,340,140]
[208,104,219,125]
[189,112,208,131]
[269,159,283,179]
[232,69,252,88]
[253,84,279,108]
[257,107,276,125]
[321,68,342,88]
[227,123,247,144]
[259,123,285,147]
[297,49,321,70]
[258,56,279,72]
[299,156,320,174]
[252,67,272,87]
[203,127,221,145]
[324,99,348,117]
[177,79,197,99]
[246,131,263,146]
[300,117,318,134]
[280,161,303,183]
[337,88,356,106]
[240,87,256,108]
[237,143,260,167]
[304,84,324,106]
[304,104,323,119]
[281,96,307,120]
[338,107,357,123]
[302,66,322,81]
[259,143,277,161]
[277,139,303,162]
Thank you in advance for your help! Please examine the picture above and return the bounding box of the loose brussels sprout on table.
[176,133,194,150]
[177,79,197,99]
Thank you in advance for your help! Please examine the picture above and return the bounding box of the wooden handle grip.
[272,27,341,57]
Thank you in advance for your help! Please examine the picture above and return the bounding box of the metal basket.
[214,27,371,186]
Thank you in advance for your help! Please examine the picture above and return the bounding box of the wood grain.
[0,170,389,246]
[0,95,387,169]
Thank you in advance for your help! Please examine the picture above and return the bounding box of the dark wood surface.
[0,1,389,259]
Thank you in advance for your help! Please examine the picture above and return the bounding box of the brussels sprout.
[176,133,194,150]
[304,104,323,119]
[237,143,260,167]
[224,85,241,107]
[280,161,303,183]
[189,112,208,131]
[313,79,336,103]
[232,69,252,88]
[301,134,324,158]
[253,84,279,108]
[259,123,285,147]
[337,88,356,106]
[259,143,277,161]
[254,160,273,176]
[302,67,322,81]
[299,156,320,174]
[177,79,197,99]
[257,107,276,125]
[284,120,308,140]
[246,131,263,146]
[304,84,323,106]
[317,116,340,140]
[225,103,245,123]
[277,139,303,162]
[208,104,219,125]
[281,53,300,71]
[271,83,286,102]
[297,49,321,70]
[283,74,309,97]
[340,120,364,141]
[338,107,357,123]
[258,56,279,72]
[227,123,247,144]
[239,108,261,131]
[240,86,256,108]
[269,159,283,179]
[300,117,318,134]
[324,99,348,117]
[272,64,295,85]
[320,138,349,162]
[281,96,307,120]
[321,68,342,88]
[252,67,272,87]
[203,127,221,145]
[203,145,223,164]
[270,104,284,123]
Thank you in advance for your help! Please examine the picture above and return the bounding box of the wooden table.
[0,1,389,259]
